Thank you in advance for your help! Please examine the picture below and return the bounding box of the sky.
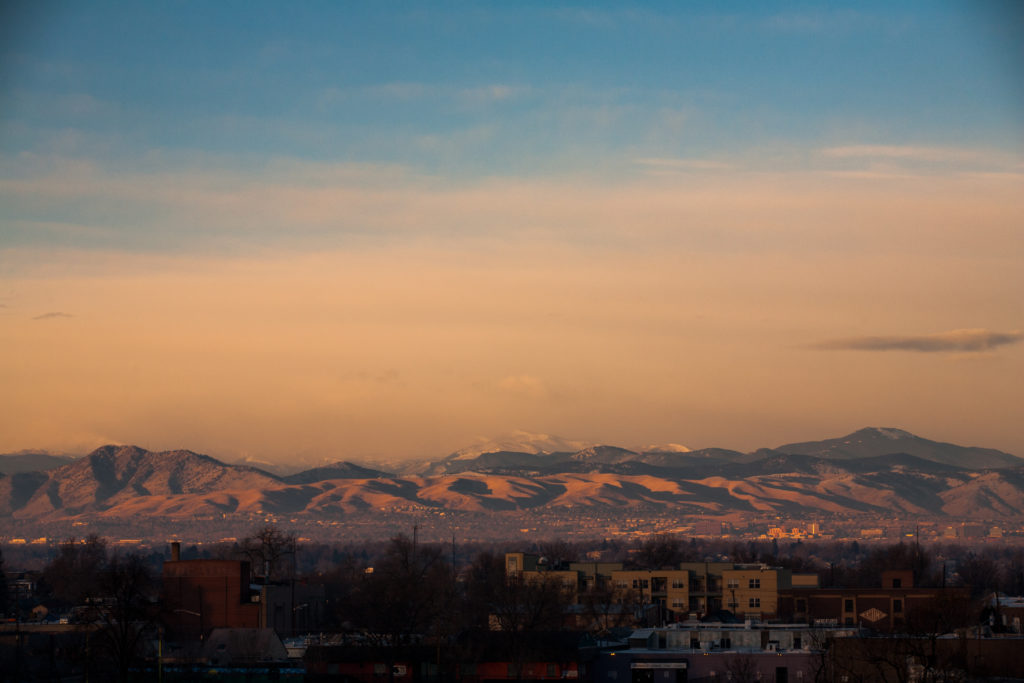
[1,1,1022,464]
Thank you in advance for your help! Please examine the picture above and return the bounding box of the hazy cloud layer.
[814,329,1023,353]
[32,312,73,320]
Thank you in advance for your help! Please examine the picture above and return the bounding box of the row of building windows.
[725,598,762,609]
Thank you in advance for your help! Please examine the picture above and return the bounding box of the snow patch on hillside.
[643,443,692,453]
[449,431,592,460]
[874,428,915,440]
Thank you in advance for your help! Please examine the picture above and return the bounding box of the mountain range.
[1,428,1022,526]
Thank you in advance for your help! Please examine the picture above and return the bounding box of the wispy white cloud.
[6,89,121,118]
[762,10,896,34]
[634,157,734,172]
[318,82,529,106]
[2,148,1022,268]
[820,145,1011,166]
[363,82,433,100]
[547,7,666,29]
[33,311,73,320]
[457,84,529,104]
[822,170,918,181]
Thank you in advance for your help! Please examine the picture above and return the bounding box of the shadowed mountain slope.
[2,430,1021,523]
[11,445,280,518]
[0,452,76,474]
[775,427,1020,468]
[283,461,388,484]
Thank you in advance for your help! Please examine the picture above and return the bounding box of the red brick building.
[161,552,260,639]
[778,570,969,632]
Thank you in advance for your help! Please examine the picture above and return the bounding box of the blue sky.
[1,2,1022,461]
[4,2,1020,177]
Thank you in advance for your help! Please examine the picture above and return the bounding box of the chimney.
[171,541,181,562]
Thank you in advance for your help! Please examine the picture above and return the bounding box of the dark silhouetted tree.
[0,546,8,616]
[40,535,108,607]
[955,552,999,599]
[93,552,158,683]
[241,524,296,581]
[635,534,684,568]
[537,539,576,569]
[344,534,452,681]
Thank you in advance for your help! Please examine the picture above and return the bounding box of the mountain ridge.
[1,429,1022,525]
[774,427,1019,468]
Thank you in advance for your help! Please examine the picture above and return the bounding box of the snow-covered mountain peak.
[448,431,592,460]
[871,427,916,440]
[643,443,692,453]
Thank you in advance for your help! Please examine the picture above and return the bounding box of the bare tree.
[899,590,978,682]
[578,583,637,635]
[490,572,571,634]
[40,535,108,607]
[725,653,760,683]
[0,546,8,616]
[241,525,296,581]
[634,534,685,569]
[537,539,576,569]
[489,573,572,683]
[348,534,451,683]
[955,552,999,599]
[93,553,158,683]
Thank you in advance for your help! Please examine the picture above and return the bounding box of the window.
[727,578,740,589]
[672,579,685,588]
[793,636,802,650]
[691,638,700,649]
[633,579,649,589]
[672,599,684,608]
[844,599,854,612]
[749,597,761,608]
[546,664,557,676]
[749,578,761,589]
[893,599,903,613]
[892,578,902,588]
[616,580,628,588]
[721,637,731,649]
[796,599,807,612]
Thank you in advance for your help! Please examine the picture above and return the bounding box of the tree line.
[2,530,1022,681]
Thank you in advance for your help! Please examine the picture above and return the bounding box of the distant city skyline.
[1,2,1022,462]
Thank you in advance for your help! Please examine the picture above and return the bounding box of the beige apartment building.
[505,552,585,602]
[504,553,818,622]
